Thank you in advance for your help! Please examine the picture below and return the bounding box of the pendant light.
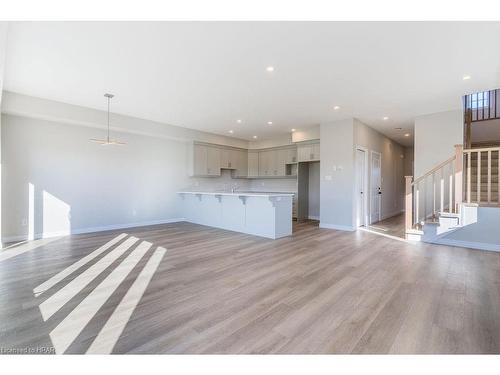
[90,93,126,145]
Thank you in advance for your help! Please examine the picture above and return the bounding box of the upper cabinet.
[231,149,248,177]
[297,141,320,162]
[192,144,221,176]
[190,142,302,178]
[247,151,259,177]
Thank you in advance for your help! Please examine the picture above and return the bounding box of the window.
[470,91,490,109]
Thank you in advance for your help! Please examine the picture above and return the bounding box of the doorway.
[355,148,367,227]
[370,151,382,224]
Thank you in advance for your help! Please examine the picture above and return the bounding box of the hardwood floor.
[1,220,500,354]
[366,213,406,239]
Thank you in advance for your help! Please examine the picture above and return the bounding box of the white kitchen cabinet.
[259,150,279,176]
[286,147,297,164]
[220,149,231,169]
[206,146,221,176]
[232,149,248,177]
[297,141,320,162]
[191,143,221,176]
[193,144,208,176]
[276,149,288,176]
[312,142,320,160]
[248,151,259,177]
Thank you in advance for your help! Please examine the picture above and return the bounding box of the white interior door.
[355,149,366,227]
[370,151,382,224]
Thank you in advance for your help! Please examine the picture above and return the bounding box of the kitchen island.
[177,191,294,239]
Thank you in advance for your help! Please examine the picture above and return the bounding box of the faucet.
[231,184,238,193]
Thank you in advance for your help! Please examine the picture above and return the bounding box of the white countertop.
[177,190,295,197]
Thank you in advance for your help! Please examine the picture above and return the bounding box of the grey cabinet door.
[232,149,248,176]
[258,151,270,176]
[297,144,312,162]
[193,144,207,176]
[206,147,221,176]
[276,149,288,176]
[312,142,320,161]
[248,151,259,177]
[220,149,230,169]
[286,147,297,164]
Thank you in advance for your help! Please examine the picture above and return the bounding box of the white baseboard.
[308,215,320,221]
[319,222,355,231]
[433,238,500,252]
[2,218,186,243]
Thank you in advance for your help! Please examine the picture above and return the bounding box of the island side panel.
[244,196,277,238]
[273,196,293,238]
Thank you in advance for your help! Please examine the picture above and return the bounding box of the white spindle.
[449,172,453,213]
[467,151,471,203]
[440,168,444,214]
[488,150,492,203]
[416,186,420,225]
[432,173,436,218]
[477,151,481,203]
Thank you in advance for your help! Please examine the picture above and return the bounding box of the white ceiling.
[4,22,500,147]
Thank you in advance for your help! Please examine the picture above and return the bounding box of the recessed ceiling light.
[383,116,389,120]
[463,75,471,80]
[266,66,274,72]
[267,121,273,125]
[253,135,258,139]
[236,119,242,124]
[228,130,234,134]
[291,128,296,132]
[333,105,340,110]
[404,133,410,137]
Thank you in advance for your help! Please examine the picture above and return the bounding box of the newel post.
[405,176,413,234]
[454,144,463,213]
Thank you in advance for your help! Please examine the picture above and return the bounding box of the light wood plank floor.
[366,213,406,239]
[1,221,500,354]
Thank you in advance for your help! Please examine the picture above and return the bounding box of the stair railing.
[463,146,500,205]
[405,145,463,235]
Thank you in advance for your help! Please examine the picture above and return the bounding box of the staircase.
[405,144,500,251]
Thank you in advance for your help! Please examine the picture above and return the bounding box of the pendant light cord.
[107,95,110,142]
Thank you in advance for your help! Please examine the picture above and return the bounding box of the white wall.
[248,135,292,149]
[404,147,414,177]
[471,118,500,144]
[0,93,255,242]
[249,178,297,193]
[292,125,320,143]
[0,23,8,245]
[354,119,406,220]
[320,119,355,230]
[414,109,462,178]
[2,91,250,149]
[439,207,500,251]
